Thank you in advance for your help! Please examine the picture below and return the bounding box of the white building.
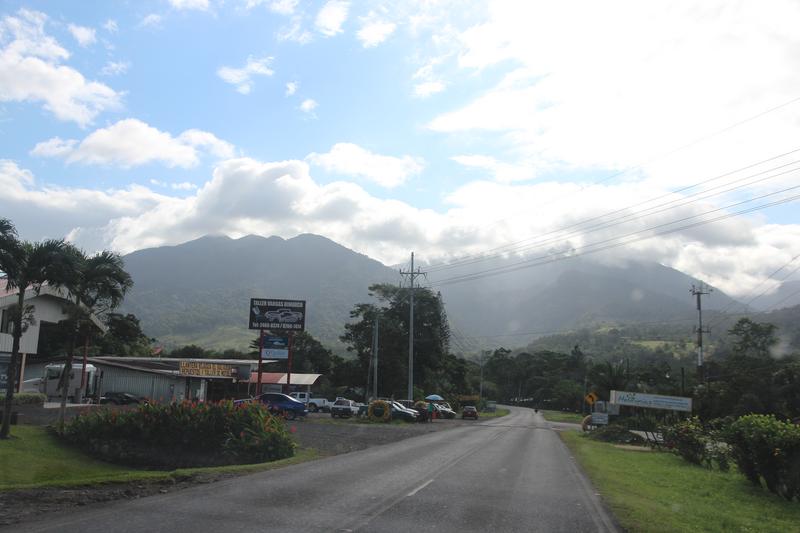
[0,278,103,393]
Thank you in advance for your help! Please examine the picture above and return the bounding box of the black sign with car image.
[249,298,306,331]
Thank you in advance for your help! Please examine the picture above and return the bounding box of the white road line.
[407,479,434,497]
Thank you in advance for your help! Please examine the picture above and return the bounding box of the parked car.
[330,398,359,418]
[289,392,332,412]
[388,401,419,422]
[237,392,307,420]
[462,405,479,420]
[99,392,142,405]
[434,404,457,419]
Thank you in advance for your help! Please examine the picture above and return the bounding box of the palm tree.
[588,360,630,401]
[1,227,73,438]
[57,247,133,431]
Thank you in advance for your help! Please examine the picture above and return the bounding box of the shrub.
[724,414,800,501]
[587,424,645,445]
[61,400,295,468]
[11,393,46,406]
[661,417,731,471]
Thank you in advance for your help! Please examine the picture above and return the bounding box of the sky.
[2,0,800,298]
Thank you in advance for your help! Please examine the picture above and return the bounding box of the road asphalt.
[17,407,619,533]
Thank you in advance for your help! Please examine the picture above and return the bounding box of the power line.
[430,186,800,287]
[438,95,800,250]
[427,149,800,273]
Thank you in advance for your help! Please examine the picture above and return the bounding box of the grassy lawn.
[0,425,319,490]
[561,431,800,533]
[479,408,510,418]
[541,409,585,424]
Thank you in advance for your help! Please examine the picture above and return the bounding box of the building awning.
[245,372,322,386]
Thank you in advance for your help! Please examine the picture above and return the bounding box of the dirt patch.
[0,415,472,529]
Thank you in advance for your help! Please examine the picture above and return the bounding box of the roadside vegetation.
[561,431,800,532]
[0,425,317,490]
[540,409,584,424]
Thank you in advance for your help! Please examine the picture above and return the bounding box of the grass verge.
[541,409,584,424]
[479,408,510,419]
[560,431,800,533]
[0,425,319,490]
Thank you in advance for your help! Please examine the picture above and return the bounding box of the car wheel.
[284,410,297,421]
[309,403,319,413]
[331,412,337,418]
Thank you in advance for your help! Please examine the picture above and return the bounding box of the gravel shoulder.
[0,414,475,528]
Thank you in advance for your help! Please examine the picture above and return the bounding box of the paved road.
[19,407,619,533]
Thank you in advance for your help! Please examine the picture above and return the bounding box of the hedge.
[61,400,295,469]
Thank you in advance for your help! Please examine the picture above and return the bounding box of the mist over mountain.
[120,234,744,353]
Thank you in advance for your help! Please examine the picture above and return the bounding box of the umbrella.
[425,394,444,401]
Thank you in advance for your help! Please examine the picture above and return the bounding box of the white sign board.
[591,412,609,425]
[610,390,692,412]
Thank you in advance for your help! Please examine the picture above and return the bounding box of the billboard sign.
[249,298,306,331]
[610,390,692,412]
[178,361,235,378]
[261,335,289,359]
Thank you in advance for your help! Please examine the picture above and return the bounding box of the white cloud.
[429,1,800,190]
[30,137,78,158]
[0,9,121,126]
[169,0,210,11]
[103,19,118,33]
[315,0,349,37]
[245,0,298,15]
[452,154,535,183]
[277,17,313,44]
[307,143,424,188]
[217,55,274,94]
[68,24,96,47]
[139,14,163,28]
[413,81,445,98]
[31,118,235,168]
[300,98,317,114]
[150,179,197,191]
[356,13,396,48]
[2,157,799,296]
[100,60,129,76]
[285,81,298,96]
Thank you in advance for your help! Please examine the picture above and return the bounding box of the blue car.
[247,392,307,420]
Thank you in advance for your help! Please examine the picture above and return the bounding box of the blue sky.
[2,1,800,297]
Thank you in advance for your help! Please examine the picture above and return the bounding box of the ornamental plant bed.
[60,400,296,469]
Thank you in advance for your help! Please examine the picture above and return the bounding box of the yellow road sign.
[585,392,599,405]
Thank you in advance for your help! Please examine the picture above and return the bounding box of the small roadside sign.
[585,392,598,405]
[261,335,289,359]
[591,412,609,425]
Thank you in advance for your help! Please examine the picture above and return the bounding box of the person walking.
[428,400,435,421]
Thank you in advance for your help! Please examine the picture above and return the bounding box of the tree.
[589,360,630,400]
[1,221,73,438]
[95,313,153,356]
[340,283,451,399]
[729,318,779,358]
[57,247,132,431]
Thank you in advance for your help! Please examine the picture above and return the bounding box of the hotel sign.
[610,390,692,412]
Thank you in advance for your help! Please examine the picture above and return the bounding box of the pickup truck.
[289,392,332,412]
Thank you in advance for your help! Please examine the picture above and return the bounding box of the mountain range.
[118,233,783,354]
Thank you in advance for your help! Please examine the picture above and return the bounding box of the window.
[0,309,11,334]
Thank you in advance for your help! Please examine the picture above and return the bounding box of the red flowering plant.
[61,400,295,468]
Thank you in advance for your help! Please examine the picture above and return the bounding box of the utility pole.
[479,350,489,402]
[371,314,379,400]
[690,284,712,382]
[399,252,425,401]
